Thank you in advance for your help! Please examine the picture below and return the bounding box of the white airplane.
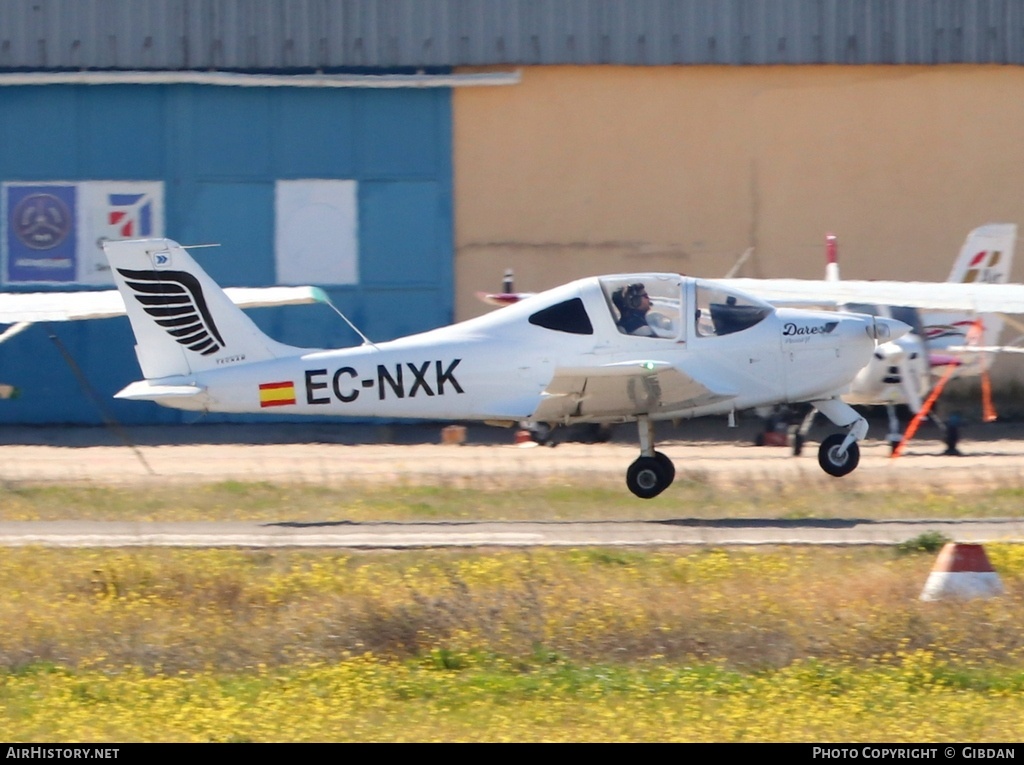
[722,223,1019,449]
[477,224,1022,452]
[103,237,910,499]
[741,224,1016,450]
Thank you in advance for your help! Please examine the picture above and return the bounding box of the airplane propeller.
[873,340,925,412]
[866,337,927,449]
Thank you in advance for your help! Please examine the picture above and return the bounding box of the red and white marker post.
[919,542,1004,601]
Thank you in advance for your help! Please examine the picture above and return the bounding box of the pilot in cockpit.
[612,283,656,336]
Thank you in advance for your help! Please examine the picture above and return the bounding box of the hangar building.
[0,0,1022,424]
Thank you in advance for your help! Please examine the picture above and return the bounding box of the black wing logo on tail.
[116,268,226,355]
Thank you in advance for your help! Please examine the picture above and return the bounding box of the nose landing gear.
[817,432,860,476]
[811,398,868,478]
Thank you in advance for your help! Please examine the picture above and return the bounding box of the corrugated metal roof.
[0,0,1022,71]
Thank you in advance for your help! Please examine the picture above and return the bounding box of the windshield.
[694,282,773,337]
[600,275,682,339]
[844,303,882,317]
[844,303,923,336]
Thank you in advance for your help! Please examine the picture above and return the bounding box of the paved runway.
[1,421,1023,548]
[1,517,1023,548]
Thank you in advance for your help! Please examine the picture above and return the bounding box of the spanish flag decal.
[259,380,296,408]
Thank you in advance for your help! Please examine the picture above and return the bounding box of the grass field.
[3,478,1024,522]
[1,477,1023,741]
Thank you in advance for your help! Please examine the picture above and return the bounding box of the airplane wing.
[0,285,329,343]
[945,345,1024,354]
[531,359,736,422]
[719,278,1024,313]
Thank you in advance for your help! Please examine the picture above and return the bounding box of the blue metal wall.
[0,83,454,424]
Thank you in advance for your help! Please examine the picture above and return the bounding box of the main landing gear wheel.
[653,450,675,485]
[817,433,860,477]
[626,454,674,499]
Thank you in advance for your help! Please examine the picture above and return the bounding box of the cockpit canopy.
[693,281,773,337]
[600,275,682,338]
[598,275,773,339]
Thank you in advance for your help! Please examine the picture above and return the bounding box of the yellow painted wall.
[454,64,1024,386]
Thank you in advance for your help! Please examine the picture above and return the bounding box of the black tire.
[817,433,860,477]
[626,456,670,499]
[530,423,552,445]
[653,451,676,486]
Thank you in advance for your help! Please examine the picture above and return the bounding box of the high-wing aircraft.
[103,237,910,498]
[476,225,1020,450]
[743,224,1016,450]
[721,223,1019,449]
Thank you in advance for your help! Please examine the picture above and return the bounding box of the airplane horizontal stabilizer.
[114,380,209,404]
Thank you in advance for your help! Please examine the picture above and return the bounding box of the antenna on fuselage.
[323,299,377,348]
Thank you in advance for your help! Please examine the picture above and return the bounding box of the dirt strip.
[1,421,1022,490]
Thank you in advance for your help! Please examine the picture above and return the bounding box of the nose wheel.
[625,416,676,499]
[817,432,860,476]
[811,399,868,478]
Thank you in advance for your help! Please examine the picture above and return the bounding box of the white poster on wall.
[275,179,358,285]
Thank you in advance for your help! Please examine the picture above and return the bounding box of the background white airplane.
[738,224,1017,451]
[477,223,1020,450]
[104,237,909,499]
[722,223,1019,450]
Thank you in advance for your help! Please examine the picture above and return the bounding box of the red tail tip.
[826,233,838,264]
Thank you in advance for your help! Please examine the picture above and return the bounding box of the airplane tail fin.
[945,223,1017,284]
[103,238,307,380]
[926,223,1017,367]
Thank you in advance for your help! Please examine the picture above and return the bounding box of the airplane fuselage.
[104,238,911,495]
[117,275,895,426]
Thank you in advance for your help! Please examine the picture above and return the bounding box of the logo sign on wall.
[2,181,164,285]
